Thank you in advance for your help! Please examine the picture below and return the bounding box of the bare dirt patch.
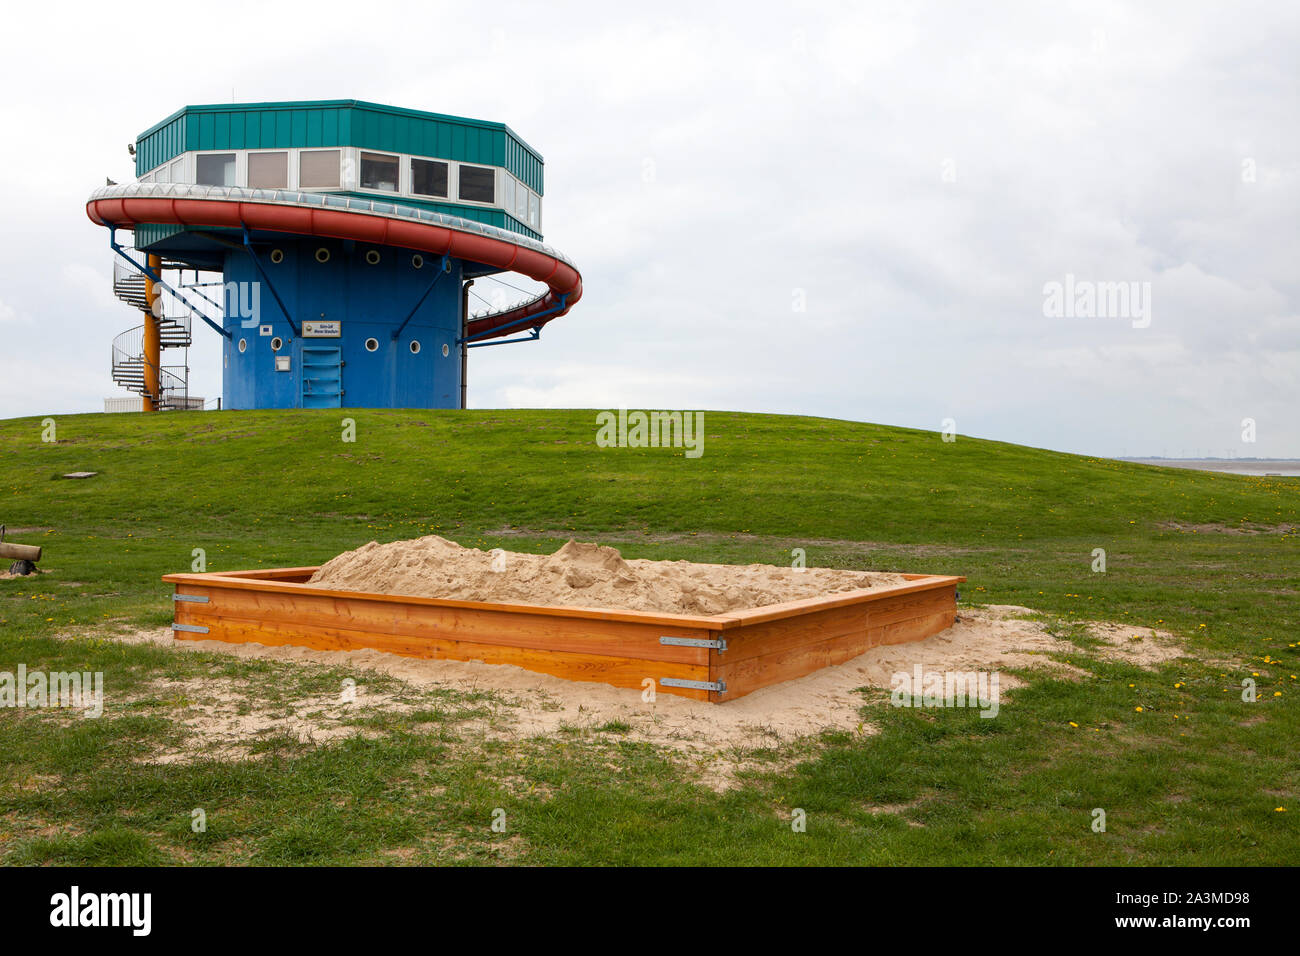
[92,605,1186,790]
[139,677,427,764]
[1158,520,1297,535]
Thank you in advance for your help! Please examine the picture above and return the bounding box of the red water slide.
[86,187,582,342]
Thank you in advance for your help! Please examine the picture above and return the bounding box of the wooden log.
[0,542,41,562]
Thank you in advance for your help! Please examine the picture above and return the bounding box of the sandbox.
[162,565,964,702]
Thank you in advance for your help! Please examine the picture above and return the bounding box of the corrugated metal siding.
[134,223,185,249]
[350,107,500,166]
[136,115,186,177]
[505,135,544,195]
[137,102,544,195]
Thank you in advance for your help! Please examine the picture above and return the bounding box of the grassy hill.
[0,408,1296,864]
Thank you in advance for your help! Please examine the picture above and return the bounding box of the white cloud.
[0,0,1295,456]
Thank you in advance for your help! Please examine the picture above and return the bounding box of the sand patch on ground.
[95,605,1184,790]
[1157,520,1298,536]
[1073,617,1185,667]
[141,678,424,764]
[305,536,911,615]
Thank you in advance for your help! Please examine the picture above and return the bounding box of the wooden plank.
[713,606,958,701]
[864,586,957,629]
[190,584,710,664]
[173,606,711,700]
[161,570,739,629]
[717,584,955,663]
[213,567,318,582]
[867,609,957,648]
[716,601,867,663]
[720,575,964,627]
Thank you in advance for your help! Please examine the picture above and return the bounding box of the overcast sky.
[0,0,1296,458]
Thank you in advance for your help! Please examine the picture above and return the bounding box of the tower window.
[458,164,495,203]
[249,151,289,189]
[300,150,341,188]
[196,153,236,187]
[360,151,399,192]
[411,158,449,198]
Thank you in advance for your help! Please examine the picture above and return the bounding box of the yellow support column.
[142,254,162,412]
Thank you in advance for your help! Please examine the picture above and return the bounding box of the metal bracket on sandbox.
[661,677,727,694]
[660,636,726,651]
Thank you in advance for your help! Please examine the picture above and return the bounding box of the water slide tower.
[86,100,582,410]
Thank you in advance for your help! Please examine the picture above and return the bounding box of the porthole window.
[364,337,379,352]
[365,249,381,265]
[441,343,450,357]
[315,247,330,263]
[409,340,421,354]
[237,338,247,353]
[271,336,283,351]
[270,248,284,264]
[411,254,424,269]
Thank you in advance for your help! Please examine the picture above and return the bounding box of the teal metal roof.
[134,100,544,195]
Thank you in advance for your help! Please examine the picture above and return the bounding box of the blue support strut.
[457,294,567,346]
[108,227,230,340]
[392,255,451,340]
[467,327,542,349]
[241,229,300,336]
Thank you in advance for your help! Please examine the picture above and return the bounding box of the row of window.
[142,148,541,229]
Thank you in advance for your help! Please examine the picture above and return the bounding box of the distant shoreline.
[1117,458,1300,477]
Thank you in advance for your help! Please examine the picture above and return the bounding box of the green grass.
[0,408,1296,865]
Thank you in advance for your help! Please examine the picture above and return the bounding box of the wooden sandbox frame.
[163,568,964,702]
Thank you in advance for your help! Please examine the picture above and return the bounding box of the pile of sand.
[305,536,911,615]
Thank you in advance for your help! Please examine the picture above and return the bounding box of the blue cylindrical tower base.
[221,238,464,409]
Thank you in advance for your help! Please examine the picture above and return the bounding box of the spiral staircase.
[111,250,196,410]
